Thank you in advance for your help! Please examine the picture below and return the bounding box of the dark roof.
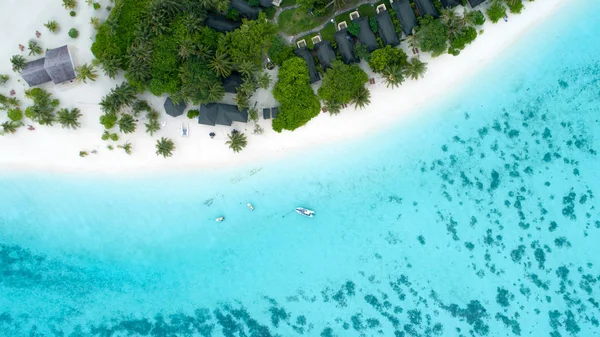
[293,48,320,84]
[259,0,271,7]
[334,29,357,64]
[263,108,271,119]
[414,0,439,18]
[44,45,76,84]
[21,58,52,87]
[352,17,378,52]
[205,15,241,33]
[440,0,460,7]
[231,0,260,20]
[375,10,400,47]
[271,107,279,119]
[198,103,248,126]
[164,97,187,117]
[315,41,336,69]
[223,72,243,94]
[467,0,486,7]
[391,0,417,36]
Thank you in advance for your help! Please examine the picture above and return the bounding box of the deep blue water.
[2,1,600,336]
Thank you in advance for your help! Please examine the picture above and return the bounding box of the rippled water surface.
[1,2,599,336]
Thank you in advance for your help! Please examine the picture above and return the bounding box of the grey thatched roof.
[392,0,417,36]
[164,97,187,117]
[205,15,241,33]
[293,48,320,84]
[415,0,439,18]
[441,0,460,8]
[21,58,52,87]
[263,108,271,119]
[315,41,336,69]
[467,0,486,7]
[223,72,243,94]
[271,106,279,119]
[231,0,260,19]
[44,45,76,84]
[259,0,271,7]
[334,29,357,64]
[352,17,378,52]
[198,103,248,126]
[375,10,400,47]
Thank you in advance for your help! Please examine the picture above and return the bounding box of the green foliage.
[272,57,320,132]
[416,15,448,57]
[118,141,133,155]
[132,99,151,117]
[90,17,101,30]
[318,60,368,106]
[179,57,222,104]
[28,40,42,56]
[226,131,248,153]
[45,20,60,33]
[369,17,378,34]
[24,88,58,125]
[268,35,295,66]
[227,8,241,21]
[145,118,160,136]
[118,113,137,133]
[487,1,507,23]
[248,107,259,122]
[1,121,22,135]
[110,133,120,141]
[10,55,26,72]
[79,151,88,157]
[156,137,175,158]
[63,0,77,9]
[147,33,180,95]
[0,94,20,110]
[449,26,478,55]
[404,57,428,80]
[248,0,260,6]
[7,109,23,121]
[0,74,9,85]
[382,64,404,89]
[100,113,118,129]
[354,43,371,62]
[56,108,82,129]
[368,45,408,73]
[93,2,101,10]
[68,28,79,38]
[506,0,524,14]
[70,11,77,17]
[210,51,233,78]
[187,109,200,119]
[75,63,98,83]
[351,86,371,109]
[224,12,278,67]
[347,22,360,37]
[472,10,486,25]
[256,72,271,89]
[100,82,138,115]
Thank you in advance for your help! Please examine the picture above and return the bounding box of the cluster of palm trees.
[24,88,59,126]
[381,58,428,89]
[133,99,161,136]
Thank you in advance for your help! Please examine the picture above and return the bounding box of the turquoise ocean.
[1,1,600,336]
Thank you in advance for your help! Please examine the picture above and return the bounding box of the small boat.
[215,216,225,222]
[295,207,315,218]
[247,203,254,210]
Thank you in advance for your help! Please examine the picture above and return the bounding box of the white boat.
[295,207,315,217]
[215,216,225,222]
[181,123,189,137]
[247,203,254,210]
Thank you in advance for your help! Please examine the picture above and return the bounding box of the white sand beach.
[0,0,567,173]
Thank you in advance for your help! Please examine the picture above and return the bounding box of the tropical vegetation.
[487,0,508,23]
[226,131,248,153]
[368,45,408,73]
[318,61,368,110]
[24,88,60,126]
[75,63,98,83]
[404,58,428,80]
[28,40,42,56]
[56,108,82,129]
[155,137,175,158]
[10,55,26,72]
[44,20,60,33]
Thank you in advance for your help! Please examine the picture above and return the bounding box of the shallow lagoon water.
[1,1,600,336]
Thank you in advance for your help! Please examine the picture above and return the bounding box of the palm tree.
[226,131,247,153]
[324,100,342,115]
[75,63,98,83]
[198,0,216,10]
[1,121,20,134]
[333,0,347,10]
[239,80,257,96]
[256,71,271,89]
[210,51,232,77]
[117,141,133,155]
[178,39,195,61]
[405,31,419,50]
[461,8,479,27]
[10,55,27,72]
[404,58,428,80]
[90,17,100,30]
[62,0,77,9]
[351,86,371,109]
[207,82,225,102]
[215,0,229,13]
[99,56,121,79]
[28,40,42,56]
[112,82,138,107]
[56,108,82,129]
[44,20,60,33]
[238,60,256,78]
[382,65,404,89]
[145,118,160,136]
[235,91,249,111]
[195,44,212,60]
[155,137,175,158]
[118,114,137,134]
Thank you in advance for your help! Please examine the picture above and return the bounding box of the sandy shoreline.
[0,0,567,173]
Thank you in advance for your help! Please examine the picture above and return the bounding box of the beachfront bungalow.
[231,0,260,20]
[21,45,76,87]
[198,103,248,126]
[414,0,439,18]
[223,72,243,94]
[440,0,460,8]
[352,17,378,52]
[391,0,417,36]
[293,48,320,84]
[467,0,486,7]
[205,15,241,33]
[334,29,357,64]
[164,97,187,117]
[315,41,336,69]
[375,9,400,47]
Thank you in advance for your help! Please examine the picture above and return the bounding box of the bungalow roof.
[315,41,336,69]
[44,45,76,84]
[198,103,248,126]
[391,0,417,36]
[293,48,320,84]
[467,0,486,7]
[375,10,400,47]
[334,29,357,64]
[205,15,241,33]
[352,16,378,52]
[231,0,260,19]
[414,0,439,18]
